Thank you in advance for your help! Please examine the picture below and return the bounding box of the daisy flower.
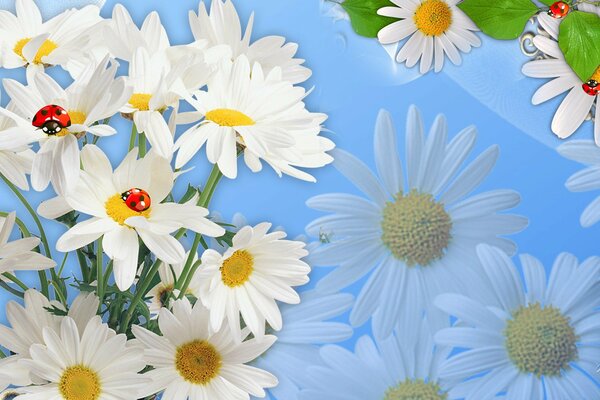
[133,298,278,399]
[377,0,481,73]
[189,0,311,84]
[558,139,600,227]
[199,222,310,342]
[299,314,451,400]
[0,56,130,194]
[18,316,147,399]
[0,212,55,276]
[0,0,102,78]
[254,290,354,400]
[306,106,527,339]
[55,145,225,291]
[0,110,34,191]
[175,55,333,181]
[536,2,600,42]
[435,244,600,399]
[522,20,599,143]
[146,251,201,317]
[0,290,99,391]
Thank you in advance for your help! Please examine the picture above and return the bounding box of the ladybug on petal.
[582,80,599,96]
[121,188,152,212]
[32,105,72,135]
[548,1,569,18]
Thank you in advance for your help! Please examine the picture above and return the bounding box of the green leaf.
[537,0,555,6]
[458,0,539,40]
[559,11,600,82]
[341,0,397,38]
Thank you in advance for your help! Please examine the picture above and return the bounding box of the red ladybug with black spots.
[548,1,569,18]
[32,105,71,135]
[121,188,152,212]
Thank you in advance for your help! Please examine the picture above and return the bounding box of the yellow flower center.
[220,249,254,287]
[175,340,222,385]
[129,93,152,111]
[414,0,452,37]
[385,379,447,400]
[205,108,255,127]
[14,37,58,65]
[591,65,600,82]
[381,190,452,266]
[105,193,151,226]
[58,365,101,400]
[68,110,87,126]
[505,303,578,377]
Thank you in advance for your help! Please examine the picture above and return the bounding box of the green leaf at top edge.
[537,0,555,6]
[559,11,600,82]
[458,0,539,40]
[341,0,398,38]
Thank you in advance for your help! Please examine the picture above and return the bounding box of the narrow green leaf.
[559,11,600,82]
[458,0,539,40]
[341,0,397,38]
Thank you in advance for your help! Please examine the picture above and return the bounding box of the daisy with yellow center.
[56,145,224,291]
[0,56,130,195]
[435,245,600,398]
[133,298,278,399]
[199,222,310,341]
[0,0,102,76]
[377,0,480,73]
[175,54,333,181]
[19,316,147,400]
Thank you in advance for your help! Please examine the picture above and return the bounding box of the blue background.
[0,0,597,358]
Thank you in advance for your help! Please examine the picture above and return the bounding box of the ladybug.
[121,188,152,212]
[32,105,71,135]
[583,80,599,96]
[548,1,569,18]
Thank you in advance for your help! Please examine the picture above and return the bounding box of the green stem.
[177,259,202,299]
[129,123,137,151]
[2,273,29,291]
[139,132,147,157]
[0,281,24,297]
[120,259,161,333]
[96,238,104,312]
[77,250,90,283]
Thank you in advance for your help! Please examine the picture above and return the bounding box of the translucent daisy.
[435,244,600,398]
[133,298,278,399]
[306,106,527,339]
[18,316,148,399]
[0,0,102,77]
[0,56,130,194]
[299,315,451,400]
[522,25,598,142]
[189,0,311,84]
[198,222,310,342]
[56,145,225,291]
[175,55,333,181]
[377,0,481,73]
[0,290,98,391]
[254,290,354,400]
[146,251,201,317]
[0,212,55,276]
[558,139,600,227]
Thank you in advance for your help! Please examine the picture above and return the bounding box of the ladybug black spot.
[140,196,145,202]
[55,109,61,115]
[130,201,137,207]
[41,109,48,116]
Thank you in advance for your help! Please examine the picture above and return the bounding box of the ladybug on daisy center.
[32,105,72,135]
[121,188,152,212]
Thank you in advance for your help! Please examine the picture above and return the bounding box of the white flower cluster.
[0,1,337,399]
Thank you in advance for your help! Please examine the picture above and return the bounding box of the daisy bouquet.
[0,0,335,399]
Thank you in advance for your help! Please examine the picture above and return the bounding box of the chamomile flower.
[189,0,311,84]
[0,56,130,194]
[55,145,225,291]
[198,222,310,342]
[0,290,99,391]
[18,316,147,400]
[537,3,600,41]
[146,251,201,317]
[377,0,481,73]
[306,106,527,339]
[0,111,34,191]
[300,314,451,400]
[558,140,600,227]
[522,28,598,143]
[175,55,333,181]
[0,212,55,276]
[435,244,600,399]
[254,290,354,400]
[0,0,102,77]
[133,298,278,399]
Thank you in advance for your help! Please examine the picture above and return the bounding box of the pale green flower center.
[505,303,578,377]
[381,190,452,266]
[384,379,447,400]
